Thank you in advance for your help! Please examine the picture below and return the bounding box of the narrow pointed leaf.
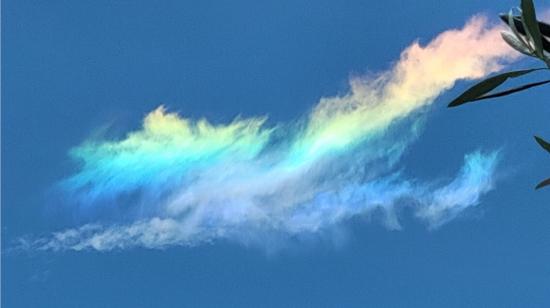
[448,69,544,107]
[535,177,550,189]
[535,136,550,154]
[501,31,533,55]
[508,10,534,53]
[521,0,544,57]
[499,14,550,52]
[500,13,550,37]
[472,79,550,101]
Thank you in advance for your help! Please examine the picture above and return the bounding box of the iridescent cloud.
[39,16,516,251]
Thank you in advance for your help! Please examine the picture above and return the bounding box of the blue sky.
[3,0,550,307]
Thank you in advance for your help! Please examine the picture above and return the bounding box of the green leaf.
[499,14,550,52]
[471,79,550,102]
[499,13,550,37]
[448,69,544,107]
[535,177,550,189]
[535,136,550,154]
[501,31,533,55]
[521,0,544,57]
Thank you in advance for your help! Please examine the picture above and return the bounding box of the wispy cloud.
[34,15,516,251]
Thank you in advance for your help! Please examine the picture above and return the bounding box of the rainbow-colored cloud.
[39,16,516,251]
